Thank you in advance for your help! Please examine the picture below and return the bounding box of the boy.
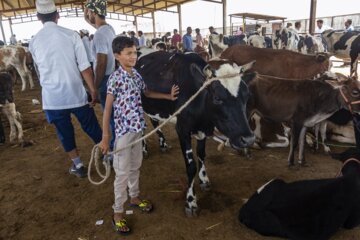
[99,36,179,234]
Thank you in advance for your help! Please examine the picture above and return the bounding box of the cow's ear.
[325,80,342,89]
[190,63,205,84]
[240,60,256,73]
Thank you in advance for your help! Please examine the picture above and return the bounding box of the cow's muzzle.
[231,134,256,149]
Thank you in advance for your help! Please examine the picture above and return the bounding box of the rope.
[88,72,240,185]
[307,134,356,149]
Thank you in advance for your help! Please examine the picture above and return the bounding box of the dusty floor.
[1,66,360,240]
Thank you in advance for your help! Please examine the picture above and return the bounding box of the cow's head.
[209,34,227,58]
[199,59,256,148]
[326,77,360,114]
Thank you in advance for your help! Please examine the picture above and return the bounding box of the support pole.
[309,0,317,34]
[151,12,156,38]
[177,4,182,35]
[9,18,13,36]
[0,16,6,44]
[222,0,227,35]
[134,16,138,33]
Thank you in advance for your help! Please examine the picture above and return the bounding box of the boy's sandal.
[112,219,131,235]
[130,199,153,213]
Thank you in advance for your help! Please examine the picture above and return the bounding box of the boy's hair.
[317,19,323,24]
[37,11,58,23]
[295,21,301,28]
[346,19,352,25]
[112,36,135,54]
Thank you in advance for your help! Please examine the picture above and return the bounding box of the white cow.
[247,35,266,48]
[0,46,34,91]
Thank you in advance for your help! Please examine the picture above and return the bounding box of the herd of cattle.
[1,27,360,239]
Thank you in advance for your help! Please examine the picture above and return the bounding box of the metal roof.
[229,12,286,22]
[0,0,195,18]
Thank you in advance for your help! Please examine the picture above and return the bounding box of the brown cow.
[0,46,34,91]
[221,45,331,79]
[244,71,360,166]
[194,45,210,62]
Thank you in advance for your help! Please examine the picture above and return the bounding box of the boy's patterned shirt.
[107,65,146,138]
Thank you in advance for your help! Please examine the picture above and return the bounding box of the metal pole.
[309,0,317,34]
[8,18,13,36]
[134,16,138,33]
[222,0,227,35]
[151,12,156,38]
[0,16,6,44]
[177,4,182,35]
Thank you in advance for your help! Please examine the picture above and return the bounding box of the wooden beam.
[0,15,6,44]
[309,0,317,34]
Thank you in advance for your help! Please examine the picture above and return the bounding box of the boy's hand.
[169,85,179,101]
[98,138,110,155]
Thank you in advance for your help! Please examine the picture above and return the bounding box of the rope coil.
[88,72,240,185]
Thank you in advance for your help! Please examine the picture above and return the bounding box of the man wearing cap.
[80,29,94,69]
[84,0,116,152]
[29,0,102,178]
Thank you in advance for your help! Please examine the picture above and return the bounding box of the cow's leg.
[314,123,320,150]
[4,103,23,142]
[2,104,17,142]
[150,118,169,152]
[178,132,198,217]
[196,138,211,191]
[13,64,32,91]
[287,123,302,166]
[349,53,358,79]
[320,121,330,153]
[298,126,307,165]
[0,113,5,144]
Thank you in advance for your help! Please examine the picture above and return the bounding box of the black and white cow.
[136,51,255,216]
[298,34,325,54]
[272,28,300,51]
[322,30,360,78]
[0,72,23,144]
[208,34,247,58]
[239,153,360,240]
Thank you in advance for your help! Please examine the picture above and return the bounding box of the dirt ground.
[1,67,360,240]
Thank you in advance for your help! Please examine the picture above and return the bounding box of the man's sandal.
[112,219,131,235]
[130,199,153,213]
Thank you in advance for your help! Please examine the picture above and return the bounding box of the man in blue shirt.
[182,27,193,52]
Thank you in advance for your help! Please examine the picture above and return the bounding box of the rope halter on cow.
[88,72,242,185]
[339,86,360,114]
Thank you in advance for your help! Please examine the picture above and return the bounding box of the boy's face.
[115,46,137,69]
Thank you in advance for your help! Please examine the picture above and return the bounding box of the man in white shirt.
[84,0,116,151]
[10,34,17,45]
[138,30,146,47]
[315,19,332,34]
[345,19,354,32]
[29,0,102,178]
[80,29,94,68]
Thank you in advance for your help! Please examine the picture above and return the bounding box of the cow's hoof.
[200,182,211,192]
[288,163,299,170]
[143,150,149,159]
[185,206,199,217]
[20,140,33,148]
[299,161,310,167]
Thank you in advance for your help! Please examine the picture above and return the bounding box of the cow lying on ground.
[322,29,360,78]
[136,51,255,216]
[244,72,360,166]
[221,45,331,79]
[0,46,34,91]
[239,153,360,240]
[0,72,23,143]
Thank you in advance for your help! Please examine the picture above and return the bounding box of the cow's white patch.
[257,179,275,194]
[265,135,290,148]
[137,47,157,59]
[193,131,206,140]
[186,180,197,208]
[215,63,242,97]
[146,113,177,124]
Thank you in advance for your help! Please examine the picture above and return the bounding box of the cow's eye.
[213,96,223,105]
[352,89,360,97]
